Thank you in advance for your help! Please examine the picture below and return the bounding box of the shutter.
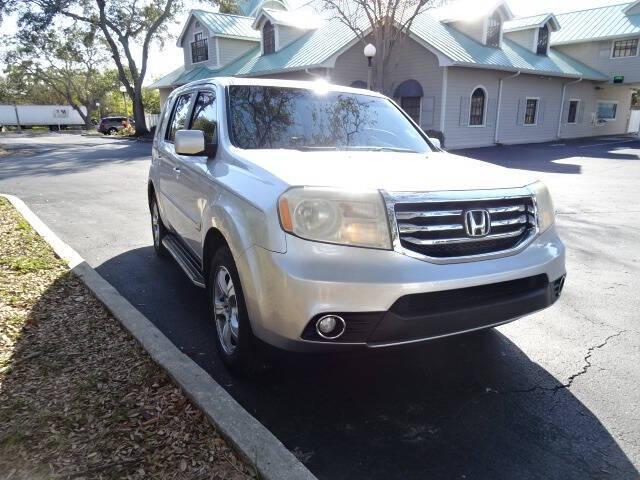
[577,101,585,124]
[423,96,435,127]
[536,100,544,125]
[486,98,498,127]
[562,101,570,124]
[459,96,470,126]
[516,98,524,126]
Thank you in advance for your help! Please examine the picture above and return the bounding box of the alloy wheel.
[151,202,160,248]
[213,266,240,355]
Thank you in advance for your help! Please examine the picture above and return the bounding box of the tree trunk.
[84,105,94,129]
[132,85,148,136]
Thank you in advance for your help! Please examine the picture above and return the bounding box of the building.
[149,0,640,149]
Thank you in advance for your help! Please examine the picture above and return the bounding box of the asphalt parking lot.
[1,133,638,479]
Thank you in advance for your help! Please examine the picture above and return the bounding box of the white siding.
[505,29,535,51]
[555,41,640,84]
[625,3,640,15]
[496,74,564,145]
[330,41,370,87]
[159,88,174,109]
[559,83,633,138]
[450,18,485,44]
[217,38,257,66]
[445,67,500,149]
[331,37,444,131]
[277,25,306,50]
[182,17,217,68]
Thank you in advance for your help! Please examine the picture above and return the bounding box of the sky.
[0,0,631,84]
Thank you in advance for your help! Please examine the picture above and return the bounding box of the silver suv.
[148,77,566,372]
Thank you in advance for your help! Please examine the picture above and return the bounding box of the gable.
[178,16,209,47]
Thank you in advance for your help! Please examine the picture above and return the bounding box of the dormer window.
[537,24,549,55]
[191,33,208,63]
[263,20,275,55]
[486,11,502,48]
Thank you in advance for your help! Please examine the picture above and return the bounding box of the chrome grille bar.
[399,223,464,234]
[403,227,527,246]
[395,209,462,220]
[490,215,529,227]
[487,205,526,214]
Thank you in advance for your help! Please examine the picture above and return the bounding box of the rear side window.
[190,91,217,145]
[165,94,192,142]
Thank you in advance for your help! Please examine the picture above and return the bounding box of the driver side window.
[165,94,192,142]
[189,91,217,156]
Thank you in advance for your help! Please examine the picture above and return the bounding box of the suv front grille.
[392,195,537,260]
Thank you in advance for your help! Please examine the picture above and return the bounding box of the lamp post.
[364,43,376,91]
[119,85,127,117]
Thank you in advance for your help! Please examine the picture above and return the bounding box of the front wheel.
[150,196,167,257]
[208,246,260,374]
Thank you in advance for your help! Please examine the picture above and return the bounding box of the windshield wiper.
[290,145,418,153]
[343,146,418,153]
[291,146,339,151]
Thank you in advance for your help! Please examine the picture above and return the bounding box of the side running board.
[162,234,206,288]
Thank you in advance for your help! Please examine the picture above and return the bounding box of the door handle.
[173,167,181,174]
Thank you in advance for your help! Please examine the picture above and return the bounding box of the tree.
[0,0,214,135]
[4,27,112,128]
[322,0,446,93]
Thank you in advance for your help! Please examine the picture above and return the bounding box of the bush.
[116,125,136,137]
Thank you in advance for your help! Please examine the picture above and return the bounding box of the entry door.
[628,109,640,133]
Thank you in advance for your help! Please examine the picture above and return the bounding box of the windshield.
[227,85,432,153]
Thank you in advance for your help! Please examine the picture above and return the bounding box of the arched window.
[394,79,423,124]
[263,21,275,54]
[486,11,502,48]
[469,88,486,126]
[537,24,549,55]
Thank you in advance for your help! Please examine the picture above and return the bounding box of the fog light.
[315,315,346,340]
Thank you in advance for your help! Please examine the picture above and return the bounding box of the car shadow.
[95,246,638,480]
[452,137,640,175]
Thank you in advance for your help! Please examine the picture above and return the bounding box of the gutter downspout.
[557,77,583,139]
[495,71,520,144]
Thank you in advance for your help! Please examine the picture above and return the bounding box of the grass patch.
[0,197,254,479]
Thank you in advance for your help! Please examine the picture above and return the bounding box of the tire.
[208,246,260,375]
[107,127,117,136]
[150,196,168,257]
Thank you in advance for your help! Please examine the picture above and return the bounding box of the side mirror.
[175,129,205,155]
[429,137,441,150]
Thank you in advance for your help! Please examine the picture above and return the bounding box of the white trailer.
[0,105,87,129]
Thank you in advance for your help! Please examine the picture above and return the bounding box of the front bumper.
[237,225,566,352]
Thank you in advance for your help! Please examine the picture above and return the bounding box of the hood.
[237,149,537,192]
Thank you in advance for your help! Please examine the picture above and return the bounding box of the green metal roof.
[410,12,607,80]
[153,4,612,89]
[193,10,260,39]
[147,65,223,89]
[552,2,640,45]
[219,16,357,76]
[503,13,559,32]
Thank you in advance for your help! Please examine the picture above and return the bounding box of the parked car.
[148,77,566,373]
[98,116,134,135]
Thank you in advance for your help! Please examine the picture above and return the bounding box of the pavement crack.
[495,330,627,395]
[563,330,626,389]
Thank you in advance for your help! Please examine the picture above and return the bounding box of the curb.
[1,193,317,480]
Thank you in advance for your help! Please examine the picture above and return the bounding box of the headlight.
[528,181,555,233]
[278,187,392,249]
